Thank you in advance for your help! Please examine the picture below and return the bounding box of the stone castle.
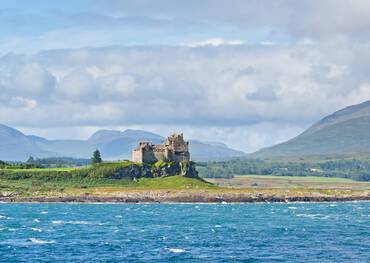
[132,133,190,163]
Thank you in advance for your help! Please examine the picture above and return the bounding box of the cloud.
[0,43,369,130]
[2,1,370,56]
[97,74,137,100]
[100,0,370,40]
[0,62,55,112]
[0,0,370,151]
[1,0,370,151]
[9,63,56,97]
[57,69,97,102]
[183,38,245,47]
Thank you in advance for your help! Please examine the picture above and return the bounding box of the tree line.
[197,158,370,181]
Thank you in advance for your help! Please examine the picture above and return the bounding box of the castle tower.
[132,133,190,163]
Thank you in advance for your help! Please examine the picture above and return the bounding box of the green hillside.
[0,161,212,196]
[253,101,370,158]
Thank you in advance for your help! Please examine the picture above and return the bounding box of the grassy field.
[207,175,370,190]
[242,175,355,182]
[0,164,369,200]
[3,167,78,172]
[0,175,215,197]
[0,162,215,197]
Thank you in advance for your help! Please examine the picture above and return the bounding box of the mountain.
[189,140,245,161]
[252,100,370,158]
[0,125,52,160]
[0,125,245,161]
[86,129,165,159]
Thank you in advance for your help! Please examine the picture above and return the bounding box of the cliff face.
[99,161,199,180]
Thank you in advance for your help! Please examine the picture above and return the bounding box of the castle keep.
[132,133,190,163]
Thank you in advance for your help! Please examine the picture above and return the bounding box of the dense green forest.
[197,158,370,181]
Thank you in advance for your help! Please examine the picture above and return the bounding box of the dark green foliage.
[0,160,41,169]
[27,156,35,164]
[27,157,90,168]
[0,161,200,183]
[87,162,141,179]
[198,158,370,181]
[91,150,102,164]
[196,162,234,179]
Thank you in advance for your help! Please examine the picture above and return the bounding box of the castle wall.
[141,149,158,163]
[133,149,189,163]
[171,152,190,162]
[151,149,166,162]
[132,133,190,163]
[132,149,143,163]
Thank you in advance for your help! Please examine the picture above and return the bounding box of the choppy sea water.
[0,202,369,262]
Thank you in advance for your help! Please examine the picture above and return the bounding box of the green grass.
[0,161,212,196]
[4,167,79,172]
[0,161,139,180]
[132,176,214,189]
[3,162,367,199]
[0,176,214,197]
[240,175,355,182]
[0,168,368,199]
[208,174,370,191]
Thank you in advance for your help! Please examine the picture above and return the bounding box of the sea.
[0,202,369,262]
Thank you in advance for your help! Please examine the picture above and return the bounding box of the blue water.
[0,202,369,262]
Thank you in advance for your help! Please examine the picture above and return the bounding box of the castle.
[132,133,190,163]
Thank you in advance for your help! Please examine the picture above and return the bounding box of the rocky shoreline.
[1,192,369,203]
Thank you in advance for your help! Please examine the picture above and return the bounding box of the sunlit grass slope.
[0,161,213,196]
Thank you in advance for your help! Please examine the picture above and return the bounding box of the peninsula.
[0,133,369,203]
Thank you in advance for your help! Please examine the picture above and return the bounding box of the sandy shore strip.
[1,192,369,203]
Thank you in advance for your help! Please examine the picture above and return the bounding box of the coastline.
[1,193,369,203]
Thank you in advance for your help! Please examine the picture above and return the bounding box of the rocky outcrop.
[151,161,198,178]
[100,161,199,180]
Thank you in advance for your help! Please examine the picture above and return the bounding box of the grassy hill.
[1,161,369,202]
[253,101,370,158]
[0,161,213,197]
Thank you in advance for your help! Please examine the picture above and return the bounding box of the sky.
[1,0,370,152]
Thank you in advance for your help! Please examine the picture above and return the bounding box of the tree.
[27,156,35,164]
[91,150,102,164]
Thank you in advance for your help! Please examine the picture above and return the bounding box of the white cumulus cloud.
[183,38,245,47]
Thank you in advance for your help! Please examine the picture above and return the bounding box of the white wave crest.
[166,248,186,253]
[30,238,55,244]
[52,220,90,225]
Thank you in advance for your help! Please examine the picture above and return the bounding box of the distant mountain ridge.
[252,100,370,158]
[0,125,245,161]
[0,124,51,161]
